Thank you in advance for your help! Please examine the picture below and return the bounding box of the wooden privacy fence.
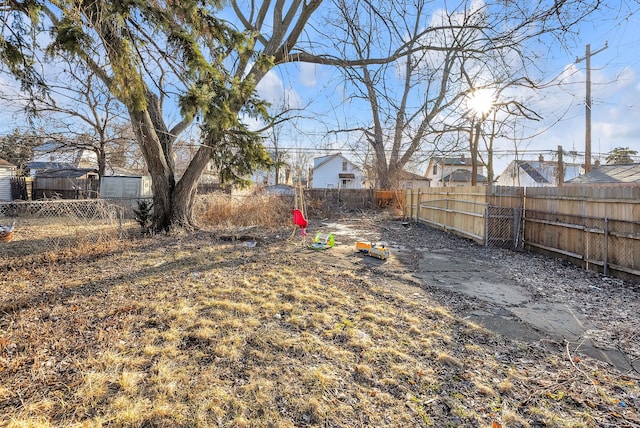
[404,185,640,281]
[524,186,640,279]
[404,186,524,247]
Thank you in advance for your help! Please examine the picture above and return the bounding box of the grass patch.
[1,218,638,427]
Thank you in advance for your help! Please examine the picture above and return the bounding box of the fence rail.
[404,185,640,281]
[404,186,523,248]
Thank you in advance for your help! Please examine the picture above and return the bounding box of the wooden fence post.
[604,217,609,276]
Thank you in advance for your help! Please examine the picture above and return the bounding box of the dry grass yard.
[1,206,639,427]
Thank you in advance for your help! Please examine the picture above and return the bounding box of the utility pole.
[576,42,607,173]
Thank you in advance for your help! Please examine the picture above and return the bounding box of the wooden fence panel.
[405,185,640,280]
[407,186,485,244]
[524,186,640,279]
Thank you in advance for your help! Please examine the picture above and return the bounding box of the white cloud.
[256,69,302,110]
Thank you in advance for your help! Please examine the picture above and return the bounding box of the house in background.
[0,158,17,201]
[495,156,582,187]
[425,154,487,187]
[311,153,364,189]
[27,142,98,177]
[565,163,640,186]
[252,151,293,190]
[398,170,431,190]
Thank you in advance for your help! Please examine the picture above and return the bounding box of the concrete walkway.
[313,219,634,372]
[413,247,633,372]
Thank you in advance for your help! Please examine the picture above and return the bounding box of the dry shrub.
[194,192,292,229]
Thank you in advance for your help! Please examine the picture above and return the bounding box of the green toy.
[309,232,335,250]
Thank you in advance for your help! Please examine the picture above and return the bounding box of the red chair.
[292,209,308,236]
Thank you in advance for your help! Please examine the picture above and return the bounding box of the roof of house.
[512,160,582,184]
[518,161,549,184]
[313,153,359,170]
[35,168,98,178]
[0,158,16,168]
[566,163,640,184]
[431,156,474,166]
[398,170,431,181]
[441,168,487,183]
[28,161,77,171]
[33,142,64,152]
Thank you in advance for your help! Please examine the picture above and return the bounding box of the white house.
[495,157,582,187]
[0,158,17,201]
[311,153,364,189]
[425,155,487,187]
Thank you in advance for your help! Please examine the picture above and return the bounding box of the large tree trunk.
[130,110,214,231]
[128,109,175,231]
[171,145,213,229]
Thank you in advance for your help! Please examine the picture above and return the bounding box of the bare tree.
[0,58,143,177]
[0,129,42,175]
[314,0,605,189]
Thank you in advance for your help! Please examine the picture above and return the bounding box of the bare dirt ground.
[1,213,639,427]
[309,215,640,371]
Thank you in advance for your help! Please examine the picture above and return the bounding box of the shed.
[33,168,99,199]
[100,175,153,199]
[0,158,17,201]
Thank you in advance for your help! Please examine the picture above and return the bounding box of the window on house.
[433,165,438,175]
[342,179,348,187]
[342,160,348,171]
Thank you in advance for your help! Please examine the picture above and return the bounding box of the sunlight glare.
[467,89,494,118]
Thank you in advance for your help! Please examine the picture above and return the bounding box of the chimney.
[538,154,544,162]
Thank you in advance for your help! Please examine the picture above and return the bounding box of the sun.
[467,89,494,118]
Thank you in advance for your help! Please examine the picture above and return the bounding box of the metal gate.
[485,206,522,248]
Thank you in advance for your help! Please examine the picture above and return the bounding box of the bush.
[194,192,292,229]
[133,199,154,234]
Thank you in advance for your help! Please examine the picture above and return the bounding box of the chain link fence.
[485,206,523,248]
[0,199,135,261]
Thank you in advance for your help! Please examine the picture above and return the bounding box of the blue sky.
[1,0,639,178]
[251,1,640,176]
